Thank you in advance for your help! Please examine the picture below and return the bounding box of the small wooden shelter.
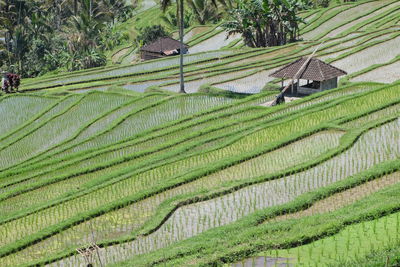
[140,37,189,61]
[270,57,347,95]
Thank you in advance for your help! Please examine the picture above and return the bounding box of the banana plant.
[187,0,220,25]
[223,0,306,47]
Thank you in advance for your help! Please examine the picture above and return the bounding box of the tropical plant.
[218,0,240,11]
[223,0,306,47]
[136,25,170,46]
[101,0,136,23]
[313,0,330,7]
[23,37,65,76]
[161,9,192,29]
[99,24,130,50]
[0,0,134,77]
[187,0,221,25]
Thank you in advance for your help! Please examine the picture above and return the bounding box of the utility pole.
[74,0,77,15]
[178,0,185,93]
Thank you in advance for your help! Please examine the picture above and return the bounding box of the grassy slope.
[0,82,397,266]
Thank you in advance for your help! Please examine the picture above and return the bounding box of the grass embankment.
[0,83,381,208]
[2,84,396,266]
[110,158,400,267]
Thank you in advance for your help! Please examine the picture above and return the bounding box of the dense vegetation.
[223,0,307,47]
[0,0,333,78]
[0,0,134,77]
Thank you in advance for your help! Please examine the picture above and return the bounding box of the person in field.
[1,70,9,93]
[1,71,21,93]
[8,73,20,92]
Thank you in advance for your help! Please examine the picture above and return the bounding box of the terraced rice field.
[1,0,400,266]
[0,80,399,266]
[21,0,400,94]
[351,59,400,83]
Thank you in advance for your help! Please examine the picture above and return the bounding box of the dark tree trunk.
[176,2,179,27]
[179,0,185,93]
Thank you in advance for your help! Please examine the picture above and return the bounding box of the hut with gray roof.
[270,57,347,95]
[140,37,189,61]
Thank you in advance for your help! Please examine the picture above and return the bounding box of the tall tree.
[0,0,32,73]
[160,9,191,29]
[161,0,186,93]
[187,0,220,25]
[0,0,133,77]
[223,0,305,48]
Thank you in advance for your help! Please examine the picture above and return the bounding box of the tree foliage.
[313,0,330,8]
[223,0,307,47]
[161,9,192,29]
[187,0,221,25]
[0,0,134,77]
[136,25,170,46]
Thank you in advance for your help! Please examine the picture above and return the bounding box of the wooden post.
[178,0,185,93]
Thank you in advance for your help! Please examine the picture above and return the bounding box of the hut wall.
[141,51,165,61]
[141,50,188,61]
[298,78,338,95]
[320,77,338,90]
[298,86,322,95]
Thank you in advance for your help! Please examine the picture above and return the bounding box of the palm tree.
[217,0,237,10]
[224,0,305,48]
[187,0,220,25]
[67,0,109,52]
[160,9,191,29]
[0,0,32,73]
[224,0,265,47]
[161,0,186,93]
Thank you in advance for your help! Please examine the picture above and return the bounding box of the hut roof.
[270,57,347,81]
[141,37,188,53]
